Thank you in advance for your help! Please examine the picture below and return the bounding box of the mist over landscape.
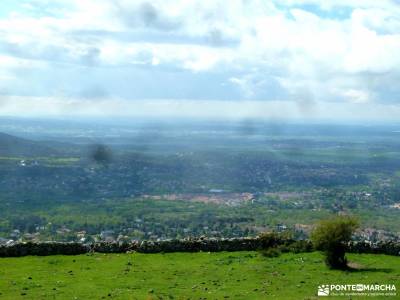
[1,117,399,241]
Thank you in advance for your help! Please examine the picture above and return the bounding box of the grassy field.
[0,252,398,299]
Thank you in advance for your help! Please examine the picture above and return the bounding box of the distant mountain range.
[0,132,59,157]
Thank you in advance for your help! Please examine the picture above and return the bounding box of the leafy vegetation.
[311,216,359,269]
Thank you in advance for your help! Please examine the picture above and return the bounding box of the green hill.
[0,132,57,157]
[0,251,398,299]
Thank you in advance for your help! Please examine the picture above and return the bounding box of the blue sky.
[0,0,400,122]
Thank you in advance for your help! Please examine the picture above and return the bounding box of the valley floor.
[0,252,399,299]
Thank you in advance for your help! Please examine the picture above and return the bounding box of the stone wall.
[0,242,88,257]
[347,241,400,256]
[0,238,398,257]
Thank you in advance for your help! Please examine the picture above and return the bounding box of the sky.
[0,0,400,122]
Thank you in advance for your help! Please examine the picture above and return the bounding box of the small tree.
[311,216,358,269]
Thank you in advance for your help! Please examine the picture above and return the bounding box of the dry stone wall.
[0,238,398,257]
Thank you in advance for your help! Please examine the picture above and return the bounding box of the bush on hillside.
[260,247,281,257]
[311,216,358,269]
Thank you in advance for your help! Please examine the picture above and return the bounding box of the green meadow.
[0,252,398,299]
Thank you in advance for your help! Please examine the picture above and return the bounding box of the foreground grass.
[0,252,398,299]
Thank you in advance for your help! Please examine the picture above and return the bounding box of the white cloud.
[1,95,399,123]
[341,89,371,103]
[0,0,399,121]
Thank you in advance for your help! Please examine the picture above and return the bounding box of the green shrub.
[258,231,293,249]
[281,240,314,254]
[311,215,358,269]
[260,247,281,257]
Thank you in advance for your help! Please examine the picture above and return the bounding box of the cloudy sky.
[0,0,400,122]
